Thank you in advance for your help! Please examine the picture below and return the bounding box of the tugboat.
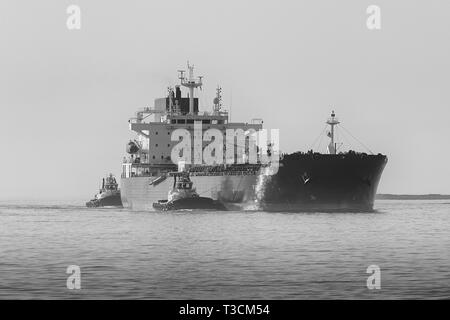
[153,172,226,211]
[86,174,123,207]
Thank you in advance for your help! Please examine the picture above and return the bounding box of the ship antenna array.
[179,62,203,115]
[213,86,223,113]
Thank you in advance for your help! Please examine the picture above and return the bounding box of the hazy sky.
[1,0,449,200]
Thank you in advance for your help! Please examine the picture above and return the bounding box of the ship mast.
[213,86,222,115]
[178,62,203,115]
[167,86,174,114]
[326,110,340,154]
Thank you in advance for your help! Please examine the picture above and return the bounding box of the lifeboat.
[126,140,140,154]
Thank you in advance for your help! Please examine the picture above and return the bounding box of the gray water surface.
[0,200,449,299]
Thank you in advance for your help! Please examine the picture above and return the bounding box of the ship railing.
[122,172,161,178]
[122,169,260,179]
[284,150,382,159]
[189,170,259,177]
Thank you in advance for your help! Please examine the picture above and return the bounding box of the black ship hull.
[256,152,388,212]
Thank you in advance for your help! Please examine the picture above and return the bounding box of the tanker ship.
[120,63,387,211]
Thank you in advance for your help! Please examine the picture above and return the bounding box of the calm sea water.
[0,200,448,299]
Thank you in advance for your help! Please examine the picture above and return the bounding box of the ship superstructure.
[121,63,265,210]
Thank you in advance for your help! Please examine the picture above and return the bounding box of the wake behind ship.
[120,64,387,211]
